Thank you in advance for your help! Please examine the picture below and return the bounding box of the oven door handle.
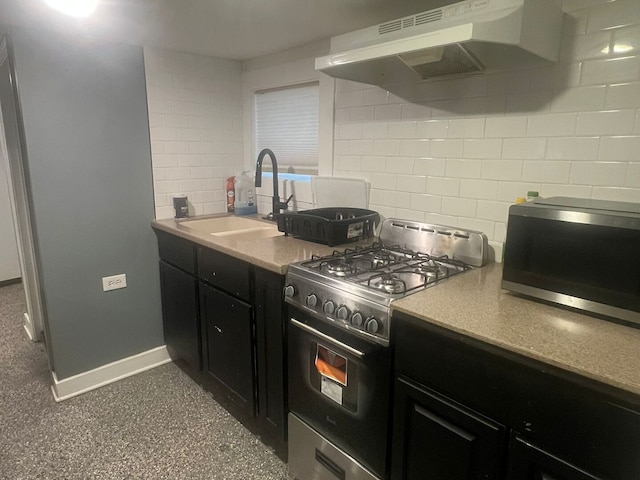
[290,318,366,359]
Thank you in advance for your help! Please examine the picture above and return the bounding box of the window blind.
[254,82,319,175]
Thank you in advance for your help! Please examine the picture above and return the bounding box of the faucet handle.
[275,195,293,212]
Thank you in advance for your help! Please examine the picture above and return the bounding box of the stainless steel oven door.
[288,307,391,478]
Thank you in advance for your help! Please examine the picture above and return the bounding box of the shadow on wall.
[381,15,579,116]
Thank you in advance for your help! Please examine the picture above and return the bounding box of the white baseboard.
[22,312,34,341]
[51,345,172,402]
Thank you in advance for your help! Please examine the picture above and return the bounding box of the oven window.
[503,216,640,312]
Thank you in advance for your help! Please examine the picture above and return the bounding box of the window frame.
[241,53,334,178]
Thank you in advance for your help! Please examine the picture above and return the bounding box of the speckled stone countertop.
[392,263,640,397]
[151,214,367,275]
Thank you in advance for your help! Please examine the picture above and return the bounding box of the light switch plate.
[102,274,127,292]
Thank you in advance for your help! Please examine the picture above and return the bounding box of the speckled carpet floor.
[0,282,294,479]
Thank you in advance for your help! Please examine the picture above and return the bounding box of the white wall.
[144,48,244,219]
[331,0,640,259]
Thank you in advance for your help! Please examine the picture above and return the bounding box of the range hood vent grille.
[379,9,444,36]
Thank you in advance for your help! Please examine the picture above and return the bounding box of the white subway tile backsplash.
[612,25,640,56]
[445,159,482,179]
[335,156,362,171]
[605,82,640,109]
[463,139,502,159]
[484,116,528,138]
[586,0,640,33]
[410,193,441,213]
[527,113,577,137]
[371,172,398,190]
[581,56,640,85]
[448,118,485,138]
[522,161,572,183]
[399,175,427,193]
[460,179,498,200]
[476,200,511,222]
[426,176,460,196]
[502,138,547,159]
[349,106,375,122]
[386,157,414,174]
[496,182,542,202]
[362,88,389,106]
[399,139,430,157]
[570,161,628,185]
[395,209,427,222]
[429,139,464,158]
[414,158,446,176]
[424,212,459,226]
[576,109,637,135]
[361,156,388,173]
[627,163,640,187]
[388,121,417,138]
[598,135,640,160]
[592,186,640,202]
[362,123,388,139]
[549,86,606,112]
[441,197,477,217]
[562,31,611,62]
[416,120,449,139]
[338,124,363,140]
[374,104,402,121]
[401,103,432,120]
[540,183,593,198]
[349,139,375,156]
[373,139,401,156]
[481,160,523,181]
[546,136,599,160]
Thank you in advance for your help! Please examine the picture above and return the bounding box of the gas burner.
[369,273,406,294]
[324,260,354,277]
[413,262,449,279]
[370,252,396,269]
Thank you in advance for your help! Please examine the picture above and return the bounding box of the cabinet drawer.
[155,229,196,274]
[197,247,251,301]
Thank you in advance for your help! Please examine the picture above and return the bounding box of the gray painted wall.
[11,27,163,379]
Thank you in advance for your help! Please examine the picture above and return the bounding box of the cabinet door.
[159,261,200,370]
[507,436,602,480]
[200,282,255,414]
[254,267,287,442]
[391,376,506,480]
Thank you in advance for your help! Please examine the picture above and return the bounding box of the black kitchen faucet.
[255,148,292,220]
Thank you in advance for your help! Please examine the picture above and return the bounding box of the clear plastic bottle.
[234,171,257,215]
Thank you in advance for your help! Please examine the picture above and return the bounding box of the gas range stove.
[284,218,489,345]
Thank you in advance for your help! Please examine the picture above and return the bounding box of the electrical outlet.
[102,273,127,292]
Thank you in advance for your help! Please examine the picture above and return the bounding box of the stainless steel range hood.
[316,0,564,87]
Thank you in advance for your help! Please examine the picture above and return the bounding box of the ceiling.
[0,0,453,60]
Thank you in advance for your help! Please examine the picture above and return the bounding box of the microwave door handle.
[290,318,365,358]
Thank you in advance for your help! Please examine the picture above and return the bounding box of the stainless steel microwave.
[502,197,640,327]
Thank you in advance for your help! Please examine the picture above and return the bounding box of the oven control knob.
[283,285,296,298]
[365,316,380,334]
[350,311,364,327]
[306,294,319,308]
[336,305,350,322]
[323,300,336,315]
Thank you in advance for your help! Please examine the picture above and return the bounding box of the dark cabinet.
[200,282,255,411]
[392,311,640,480]
[254,267,287,443]
[392,376,506,480]
[507,436,601,480]
[159,261,201,371]
[152,227,288,457]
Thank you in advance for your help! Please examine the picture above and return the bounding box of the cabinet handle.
[214,325,222,333]
[290,318,365,358]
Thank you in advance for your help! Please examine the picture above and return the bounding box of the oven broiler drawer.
[288,413,382,480]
